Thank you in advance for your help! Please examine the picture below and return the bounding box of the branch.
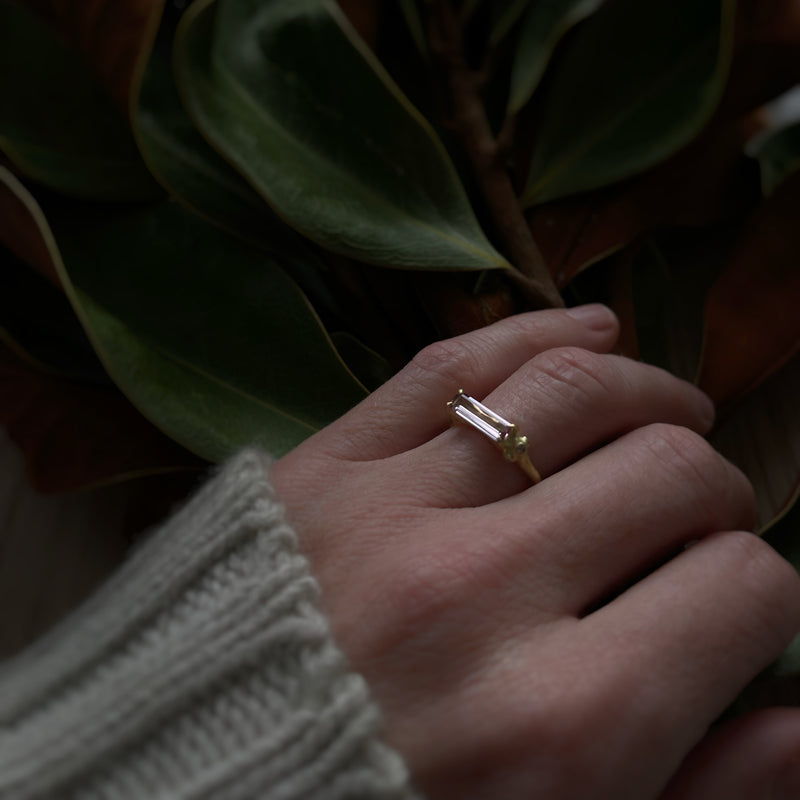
[429,0,563,310]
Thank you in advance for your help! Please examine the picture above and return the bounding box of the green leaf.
[72,295,327,459]
[134,18,288,249]
[0,245,106,383]
[522,0,735,205]
[490,0,531,46]
[132,17,341,319]
[0,166,367,461]
[506,0,606,115]
[56,205,370,460]
[330,331,395,391]
[135,45,278,241]
[0,2,160,201]
[175,0,509,271]
[399,0,427,56]
[754,122,800,196]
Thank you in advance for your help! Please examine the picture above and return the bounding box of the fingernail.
[565,303,617,331]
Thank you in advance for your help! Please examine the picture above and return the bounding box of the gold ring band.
[447,389,541,484]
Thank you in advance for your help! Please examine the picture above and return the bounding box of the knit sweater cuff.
[0,450,418,800]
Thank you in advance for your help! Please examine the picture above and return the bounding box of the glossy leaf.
[522,0,735,205]
[175,0,509,271]
[528,118,758,287]
[328,332,395,391]
[0,2,160,201]
[0,170,60,284]
[133,9,280,240]
[507,0,606,115]
[132,25,340,317]
[0,167,367,462]
[754,122,800,196]
[57,207,371,460]
[697,170,800,407]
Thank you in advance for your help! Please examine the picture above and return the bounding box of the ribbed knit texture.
[0,450,419,800]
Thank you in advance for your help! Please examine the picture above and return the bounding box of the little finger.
[586,530,800,793]
[467,423,755,617]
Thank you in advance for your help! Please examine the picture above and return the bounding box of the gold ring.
[447,389,541,484]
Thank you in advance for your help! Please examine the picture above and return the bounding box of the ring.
[447,389,542,484]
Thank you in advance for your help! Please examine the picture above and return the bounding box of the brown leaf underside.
[698,170,800,407]
[24,0,163,110]
[528,117,758,289]
[0,340,203,493]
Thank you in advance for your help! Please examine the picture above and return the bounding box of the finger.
[410,347,716,507]
[468,423,755,616]
[660,709,800,800]
[586,531,800,788]
[315,305,619,461]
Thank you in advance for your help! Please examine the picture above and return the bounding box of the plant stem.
[429,0,563,309]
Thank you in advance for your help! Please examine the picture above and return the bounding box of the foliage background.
[0,0,799,705]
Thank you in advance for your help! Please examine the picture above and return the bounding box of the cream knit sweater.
[0,450,419,799]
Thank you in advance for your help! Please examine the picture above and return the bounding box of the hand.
[272,305,800,799]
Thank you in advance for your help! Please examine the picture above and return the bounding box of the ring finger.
[411,346,716,507]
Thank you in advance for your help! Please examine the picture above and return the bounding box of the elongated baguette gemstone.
[447,390,515,443]
[446,389,542,484]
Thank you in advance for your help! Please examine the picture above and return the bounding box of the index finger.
[319,305,620,461]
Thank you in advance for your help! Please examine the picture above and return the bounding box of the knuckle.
[632,424,756,527]
[714,530,800,640]
[634,423,721,487]
[531,346,614,404]
[721,530,800,600]
[408,337,481,391]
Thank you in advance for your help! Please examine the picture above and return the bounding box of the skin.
[272,305,800,799]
